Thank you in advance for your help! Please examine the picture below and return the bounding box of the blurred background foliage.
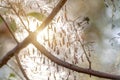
[0,0,120,80]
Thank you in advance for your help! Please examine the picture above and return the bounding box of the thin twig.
[0,35,30,67]
[15,55,30,80]
[72,18,91,70]
[7,0,30,32]
[6,64,24,80]
[78,34,92,70]
[0,5,11,9]
[32,38,120,80]
[0,14,29,80]
[35,0,67,33]
[0,14,18,43]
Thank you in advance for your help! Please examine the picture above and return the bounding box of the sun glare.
[13,10,83,79]
[13,1,71,79]
[26,17,54,44]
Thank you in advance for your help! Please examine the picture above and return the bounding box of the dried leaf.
[0,17,3,24]
[9,19,17,32]
[9,73,16,78]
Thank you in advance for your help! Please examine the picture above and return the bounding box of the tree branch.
[32,38,120,80]
[0,14,30,80]
[6,64,24,80]
[1,0,120,79]
[0,0,67,72]
[15,55,30,80]
[0,35,30,67]
[7,0,30,32]
[35,0,67,33]
[0,14,18,43]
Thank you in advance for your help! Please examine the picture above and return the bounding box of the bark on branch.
[32,39,120,80]
[0,0,120,79]
[0,14,29,80]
